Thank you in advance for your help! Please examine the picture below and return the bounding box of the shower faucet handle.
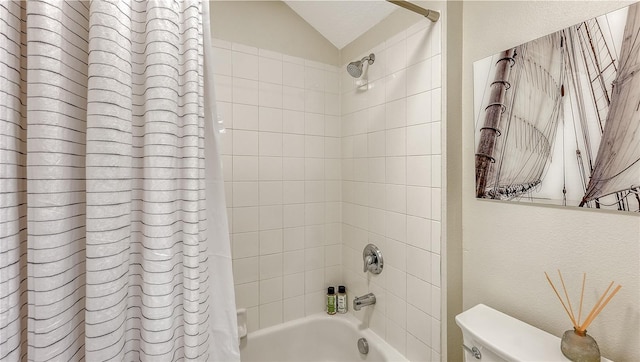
[363,255,374,273]
[362,244,383,274]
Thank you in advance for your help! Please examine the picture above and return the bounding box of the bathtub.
[239,313,408,362]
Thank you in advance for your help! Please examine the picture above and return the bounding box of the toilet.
[455,304,612,361]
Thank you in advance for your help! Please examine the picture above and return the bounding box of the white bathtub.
[239,313,408,362]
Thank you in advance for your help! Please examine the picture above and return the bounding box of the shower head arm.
[361,53,375,65]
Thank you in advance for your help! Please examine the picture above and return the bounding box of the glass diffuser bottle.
[560,328,600,362]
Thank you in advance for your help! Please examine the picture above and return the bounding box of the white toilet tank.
[455,304,612,362]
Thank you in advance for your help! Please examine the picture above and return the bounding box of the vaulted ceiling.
[283,1,398,49]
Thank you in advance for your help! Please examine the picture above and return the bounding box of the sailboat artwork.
[474,3,640,213]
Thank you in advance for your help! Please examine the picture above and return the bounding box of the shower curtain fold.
[201,0,240,360]
[0,1,239,361]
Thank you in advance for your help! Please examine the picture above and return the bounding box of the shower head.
[347,53,375,78]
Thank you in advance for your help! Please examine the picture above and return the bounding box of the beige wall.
[461,2,640,361]
[209,1,339,65]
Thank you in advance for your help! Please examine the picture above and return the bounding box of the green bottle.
[327,287,336,315]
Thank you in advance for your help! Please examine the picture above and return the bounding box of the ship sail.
[476,33,565,199]
[581,3,640,205]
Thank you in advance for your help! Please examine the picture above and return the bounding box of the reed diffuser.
[545,270,621,362]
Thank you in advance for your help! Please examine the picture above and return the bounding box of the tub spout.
[353,293,376,311]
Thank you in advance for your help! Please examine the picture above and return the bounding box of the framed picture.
[473,3,640,213]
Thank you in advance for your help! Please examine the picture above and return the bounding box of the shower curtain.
[0,1,239,361]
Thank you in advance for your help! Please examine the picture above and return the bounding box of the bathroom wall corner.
[444,3,463,362]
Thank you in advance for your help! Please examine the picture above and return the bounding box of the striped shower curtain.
[0,1,239,361]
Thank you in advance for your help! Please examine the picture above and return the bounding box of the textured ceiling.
[283,1,398,49]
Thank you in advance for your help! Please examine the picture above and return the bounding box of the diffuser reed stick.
[558,270,577,325]
[544,271,578,329]
[581,284,622,332]
[577,272,586,326]
[584,281,614,324]
[545,270,621,334]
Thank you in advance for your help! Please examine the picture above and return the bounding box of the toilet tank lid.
[455,304,613,362]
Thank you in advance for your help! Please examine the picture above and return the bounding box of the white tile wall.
[213,16,442,361]
[341,18,442,361]
[213,40,342,333]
